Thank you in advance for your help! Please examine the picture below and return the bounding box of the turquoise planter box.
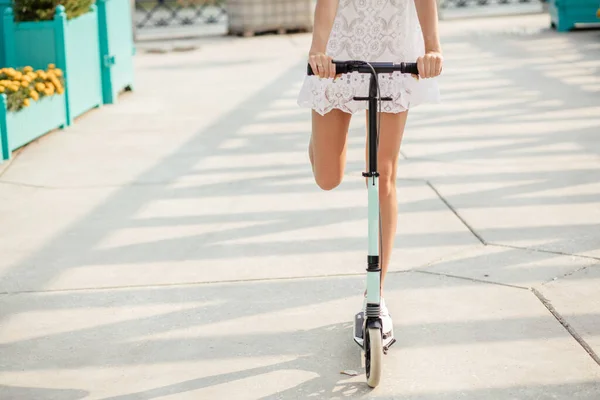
[0,0,10,66]
[550,0,600,31]
[97,0,135,104]
[2,5,103,125]
[0,94,67,161]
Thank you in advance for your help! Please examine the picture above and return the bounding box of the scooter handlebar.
[307,60,419,76]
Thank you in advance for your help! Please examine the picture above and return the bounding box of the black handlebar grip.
[307,62,348,76]
[334,62,349,75]
[402,62,419,75]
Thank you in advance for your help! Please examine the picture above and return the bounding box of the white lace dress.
[297,0,440,115]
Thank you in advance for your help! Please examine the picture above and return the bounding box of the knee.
[378,164,397,196]
[315,173,342,191]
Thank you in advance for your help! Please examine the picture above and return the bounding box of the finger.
[427,56,434,78]
[316,63,323,78]
[328,57,335,79]
[425,56,432,78]
[436,57,443,76]
[321,55,331,78]
[417,57,425,79]
[311,55,321,77]
[309,56,318,76]
[316,55,325,78]
[321,55,329,78]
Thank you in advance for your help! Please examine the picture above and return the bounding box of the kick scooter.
[307,59,419,388]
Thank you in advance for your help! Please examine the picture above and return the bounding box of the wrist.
[310,35,328,55]
[309,45,326,55]
[423,36,441,54]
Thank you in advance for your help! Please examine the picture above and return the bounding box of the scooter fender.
[366,317,382,331]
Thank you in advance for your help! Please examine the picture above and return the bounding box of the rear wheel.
[365,327,383,388]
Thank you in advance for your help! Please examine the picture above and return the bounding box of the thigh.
[365,111,409,179]
[311,109,352,184]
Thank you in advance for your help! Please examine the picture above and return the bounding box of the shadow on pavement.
[0,385,89,400]
[0,21,599,399]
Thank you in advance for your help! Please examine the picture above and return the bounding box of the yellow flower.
[54,69,63,77]
[56,86,64,95]
[29,90,39,101]
[0,87,4,93]
[46,70,55,79]
[48,63,56,69]
[23,99,30,107]
[21,80,29,88]
[23,66,33,73]
[8,85,19,92]
[36,83,45,92]
[36,71,46,80]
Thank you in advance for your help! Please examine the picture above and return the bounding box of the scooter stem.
[363,71,381,321]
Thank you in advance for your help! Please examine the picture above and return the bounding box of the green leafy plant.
[0,65,65,112]
[13,0,94,22]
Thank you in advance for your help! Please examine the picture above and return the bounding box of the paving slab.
[0,36,306,188]
[537,264,600,359]
[401,20,600,259]
[0,34,478,293]
[0,174,478,292]
[1,272,599,399]
[423,244,599,288]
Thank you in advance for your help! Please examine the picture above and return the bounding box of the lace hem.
[297,71,440,116]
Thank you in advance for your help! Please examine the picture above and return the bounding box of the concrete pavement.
[1,14,599,399]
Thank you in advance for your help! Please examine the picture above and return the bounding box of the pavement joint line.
[425,180,486,245]
[397,151,494,167]
[0,175,429,191]
[540,264,598,286]
[411,243,487,270]
[0,271,415,296]
[0,180,172,190]
[0,263,529,296]
[0,150,21,179]
[487,242,600,262]
[412,269,528,290]
[532,288,600,367]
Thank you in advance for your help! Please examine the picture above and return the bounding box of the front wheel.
[365,327,383,388]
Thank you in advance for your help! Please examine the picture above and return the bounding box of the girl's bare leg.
[365,111,409,297]
[309,109,352,190]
